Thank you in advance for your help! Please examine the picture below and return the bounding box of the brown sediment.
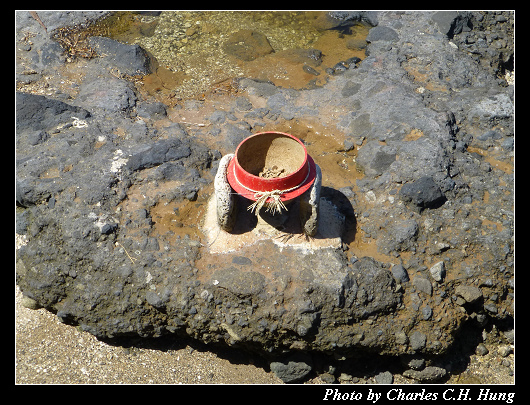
[467,146,513,174]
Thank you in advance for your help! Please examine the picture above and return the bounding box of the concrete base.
[202,193,344,254]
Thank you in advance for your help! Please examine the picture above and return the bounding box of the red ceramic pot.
[226,131,317,203]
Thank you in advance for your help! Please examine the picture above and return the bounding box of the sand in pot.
[237,133,306,178]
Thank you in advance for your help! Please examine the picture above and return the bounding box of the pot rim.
[226,131,317,202]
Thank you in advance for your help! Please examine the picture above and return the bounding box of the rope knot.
[232,160,311,216]
[247,190,288,216]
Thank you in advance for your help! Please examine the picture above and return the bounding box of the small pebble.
[302,64,320,76]
[430,261,446,282]
[421,305,432,320]
[332,61,348,73]
[475,343,489,356]
[498,346,512,357]
[374,371,393,384]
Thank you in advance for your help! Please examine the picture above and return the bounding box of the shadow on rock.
[321,186,357,245]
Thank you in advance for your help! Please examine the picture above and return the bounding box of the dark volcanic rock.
[455,285,483,304]
[403,366,447,382]
[75,77,137,115]
[89,36,151,75]
[313,11,378,30]
[270,353,313,383]
[136,102,167,119]
[431,11,472,38]
[366,26,399,42]
[346,257,401,319]
[16,11,109,34]
[16,11,513,369]
[391,264,409,283]
[399,176,446,212]
[16,92,90,133]
[377,218,419,254]
[125,139,192,171]
[211,267,265,297]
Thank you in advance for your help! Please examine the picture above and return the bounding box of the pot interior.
[237,133,306,179]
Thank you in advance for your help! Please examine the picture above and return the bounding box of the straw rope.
[232,161,311,216]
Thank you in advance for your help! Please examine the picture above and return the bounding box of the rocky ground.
[16,11,514,384]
